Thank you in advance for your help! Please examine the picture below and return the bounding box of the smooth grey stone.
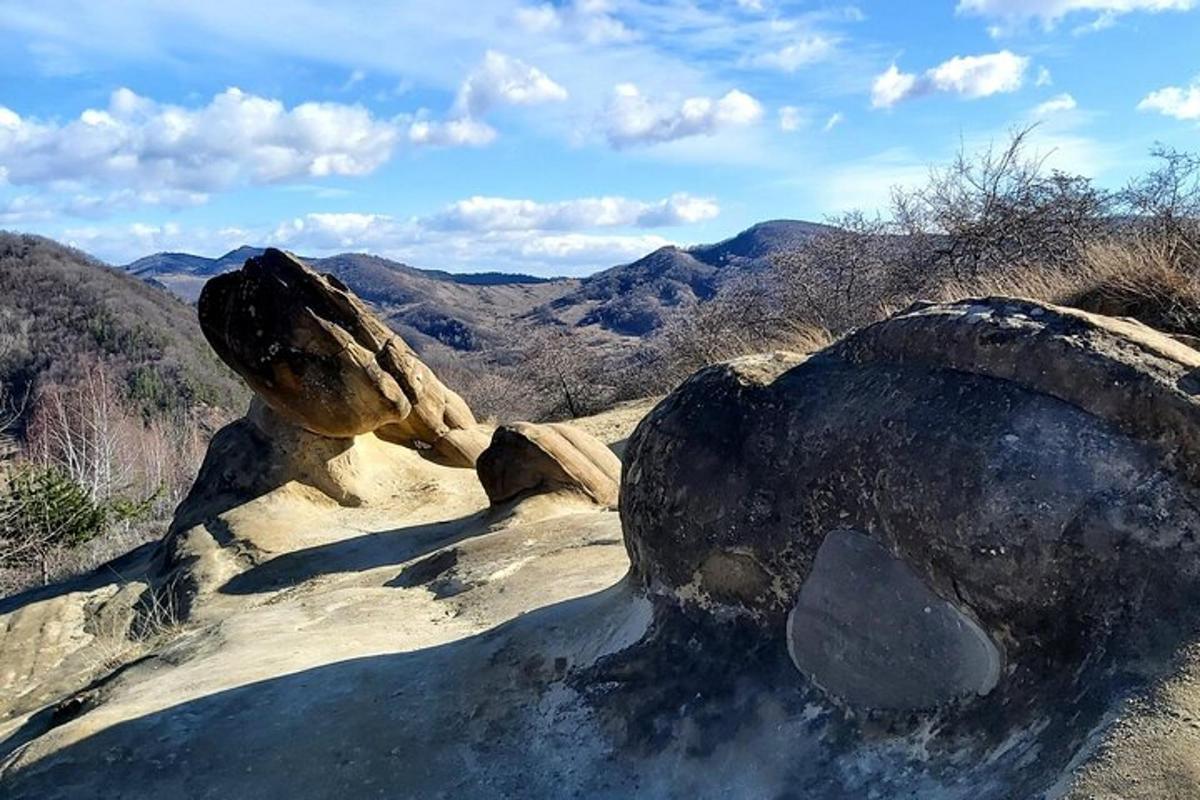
[787,529,1002,711]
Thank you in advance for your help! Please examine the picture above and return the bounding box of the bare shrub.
[647,273,831,389]
[519,326,624,420]
[891,126,1110,282]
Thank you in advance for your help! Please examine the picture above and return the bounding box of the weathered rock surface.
[622,297,1200,720]
[198,248,482,466]
[13,298,1200,799]
[476,422,622,506]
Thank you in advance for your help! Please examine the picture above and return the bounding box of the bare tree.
[518,326,622,420]
[26,362,135,502]
[1118,145,1200,267]
[769,212,901,334]
[891,126,1110,281]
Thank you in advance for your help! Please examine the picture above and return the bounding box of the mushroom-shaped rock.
[198,248,481,465]
[621,298,1200,711]
[476,422,621,506]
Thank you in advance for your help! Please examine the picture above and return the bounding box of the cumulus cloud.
[956,0,1194,28]
[0,87,399,192]
[1034,93,1078,116]
[604,83,764,147]
[871,65,920,108]
[269,212,676,275]
[406,116,497,147]
[871,51,1029,108]
[1138,79,1200,120]
[514,1,635,44]
[744,35,837,72]
[0,187,207,225]
[928,52,1028,97]
[62,222,252,264]
[60,213,683,274]
[425,193,718,231]
[0,52,568,210]
[58,188,716,271]
[404,51,567,148]
[454,50,568,118]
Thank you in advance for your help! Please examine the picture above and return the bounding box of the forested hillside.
[0,233,247,592]
[0,233,245,424]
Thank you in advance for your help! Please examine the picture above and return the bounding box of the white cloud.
[1036,66,1053,86]
[403,50,566,149]
[778,106,805,132]
[61,215,680,275]
[604,83,764,147]
[0,87,399,192]
[515,4,562,32]
[871,65,920,108]
[54,186,718,272]
[0,51,568,206]
[0,188,208,225]
[406,116,497,147]
[266,213,679,275]
[1138,79,1200,120]
[736,0,765,10]
[823,111,845,131]
[426,192,718,231]
[744,35,837,72]
[1033,93,1078,115]
[871,51,1029,108]
[454,50,568,118]
[957,0,1194,28]
[927,51,1028,97]
[514,1,635,44]
[62,222,252,264]
[0,195,56,225]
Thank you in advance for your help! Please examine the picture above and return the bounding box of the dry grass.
[931,236,1200,340]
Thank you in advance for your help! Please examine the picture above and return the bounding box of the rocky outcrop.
[476,422,622,507]
[198,248,483,467]
[14,296,1200,799]
[622,298,1200,713]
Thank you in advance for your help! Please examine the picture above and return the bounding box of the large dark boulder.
[621,297,1200,711]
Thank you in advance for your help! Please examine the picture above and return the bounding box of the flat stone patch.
[787,529,1002,710]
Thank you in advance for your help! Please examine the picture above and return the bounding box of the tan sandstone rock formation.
[476,422,622,506]
[198,248,484,467]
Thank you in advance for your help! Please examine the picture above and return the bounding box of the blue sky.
[0,0,1197,275]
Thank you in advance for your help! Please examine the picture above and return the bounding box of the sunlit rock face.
[621,298,1200,714]
[476,421,623,507]
[198,248,483,466]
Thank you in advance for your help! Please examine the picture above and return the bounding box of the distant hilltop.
[120,219,833,346]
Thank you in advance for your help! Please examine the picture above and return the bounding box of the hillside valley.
[123,219,832,350]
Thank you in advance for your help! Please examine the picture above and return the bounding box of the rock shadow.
[218,510,489,595]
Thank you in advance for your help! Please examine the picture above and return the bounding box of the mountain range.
[122,219,833,350]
